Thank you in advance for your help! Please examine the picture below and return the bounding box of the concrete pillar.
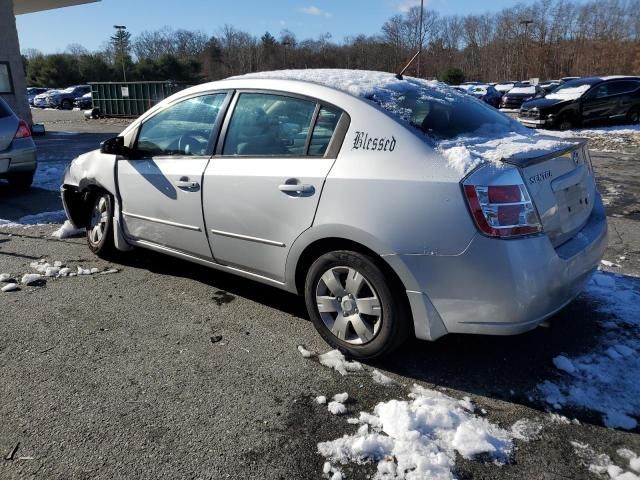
[0,0,32,125]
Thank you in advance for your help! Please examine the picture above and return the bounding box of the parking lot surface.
[1,110,639,479]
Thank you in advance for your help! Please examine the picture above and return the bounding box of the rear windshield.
[367,82,518,141]
[0,99,12,119]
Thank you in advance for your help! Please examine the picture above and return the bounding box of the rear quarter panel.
[313,101,477,257]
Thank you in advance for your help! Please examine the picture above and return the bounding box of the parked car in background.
[74,92,93,110]
[494,82,516,95]
[539,80,562,93]
[26,87,50,106]
[468,84,502,107]
[60,69,607,358]
[48,85,91,109]
[499,83,545,110]
[33,89,59,108]
[519,76,640,130]
[0,97,37,190]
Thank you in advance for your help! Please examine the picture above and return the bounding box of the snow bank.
[297,345,317,358]
[537,271,640,429]
[318,384,517,479]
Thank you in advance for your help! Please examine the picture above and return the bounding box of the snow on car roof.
[236,69,578,175]
[237,68,454,102]
[508,86,536,94]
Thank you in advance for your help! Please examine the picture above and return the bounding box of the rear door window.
[309,106,341,156]
[607,81,640,96]
[222,93,317,156]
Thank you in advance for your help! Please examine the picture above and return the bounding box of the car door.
[606,80,640,118]
[118,92,230,258]
[581,84,612,122]
[202,91,346,282]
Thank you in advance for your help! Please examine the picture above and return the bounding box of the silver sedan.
[61,69,607,358]
[0,97,37,190]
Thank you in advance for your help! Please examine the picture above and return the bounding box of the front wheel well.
[63,184,109,228]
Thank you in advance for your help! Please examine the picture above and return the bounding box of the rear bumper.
[396,194,608,338]
[0,141,37,177]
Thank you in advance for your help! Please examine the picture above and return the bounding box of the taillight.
[14,120,31,139]
[463,179,542,238]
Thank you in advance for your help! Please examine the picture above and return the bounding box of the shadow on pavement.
[0,184,62,220]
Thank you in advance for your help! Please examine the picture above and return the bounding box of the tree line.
[23,0,640,88]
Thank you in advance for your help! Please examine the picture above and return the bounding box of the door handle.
[176,178,200,190]
[278,183,314,194]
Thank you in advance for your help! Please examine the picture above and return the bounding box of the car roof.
[563,75,640,87]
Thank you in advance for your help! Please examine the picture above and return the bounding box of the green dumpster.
[88,81,191,118]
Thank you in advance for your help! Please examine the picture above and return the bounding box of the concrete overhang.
[14,0,99,15]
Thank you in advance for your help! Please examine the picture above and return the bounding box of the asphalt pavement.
[0,110,638,479]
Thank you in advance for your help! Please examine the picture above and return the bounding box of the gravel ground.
[0,109,639,479]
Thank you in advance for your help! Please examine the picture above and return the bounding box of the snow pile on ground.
[1,259,118,292]
[542,124,640,138]
[318,384,517,479]
[52,220,84,239]
[372,369,397,386]
[571,441,640,479]
[510,419,543,441]
[297,345,316,358]
[317,350,364,376]
[537,271,640,429]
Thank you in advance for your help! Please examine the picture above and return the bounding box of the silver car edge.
[0,97,37,190]
[60,69,608,359]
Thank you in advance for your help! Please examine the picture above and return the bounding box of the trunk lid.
[502,138,596,247]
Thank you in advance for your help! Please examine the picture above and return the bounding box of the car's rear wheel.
[7,171,34,192]
[87,191,115,256]
[304,250,410,359]
[61,99,72,110]
[627,107,640,124]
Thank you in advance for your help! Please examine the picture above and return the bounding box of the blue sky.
[17,0,529,54]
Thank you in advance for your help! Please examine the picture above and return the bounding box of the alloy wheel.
[88,196,109,246]
[315,266,382,345]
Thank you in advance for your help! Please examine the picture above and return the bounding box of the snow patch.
[328,401,347,416]
[1,283,19,292]
[21,273,42,285]
[297,345,317,358]
[52,221,84,239]
[318,384,519,479]
[571,442,640,479]
[537,271,640,429]
[315,396,327,405]
[317,349,363,376]
[371,369,396,386]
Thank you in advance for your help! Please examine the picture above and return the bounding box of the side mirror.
[100,136,128,156]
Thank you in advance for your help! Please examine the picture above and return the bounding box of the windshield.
[368,82,519,141]
[546,83,592,100]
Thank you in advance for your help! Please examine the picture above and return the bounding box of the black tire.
[627,107,640,124]
[304,250,410,360]
[61,99,72,110]
[86,191,115,257]
[7,171,34,192]
[557,114,573,131]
